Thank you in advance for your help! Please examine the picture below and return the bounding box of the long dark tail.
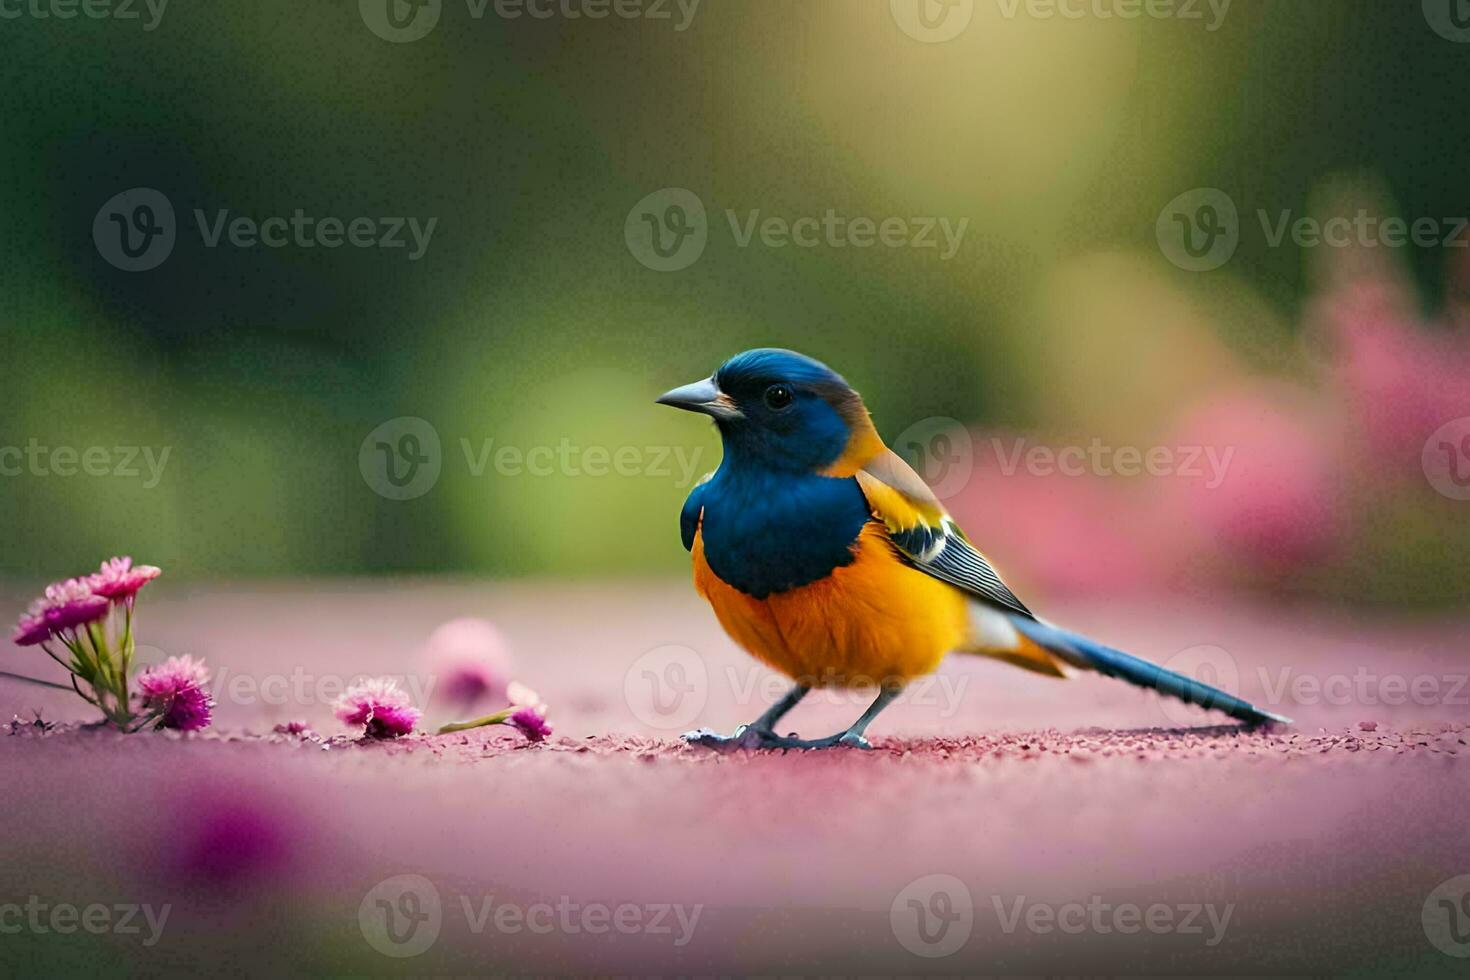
[1010,616,1291,727]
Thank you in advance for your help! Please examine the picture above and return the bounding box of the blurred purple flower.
[334,677,420,738]
[1167,383,1343,571]
[165,789,292,889]
[425,617,512,709]
[89,556,162,604]
[507,705,552,743]
[137,655,214,731]
[1314,280,1470,475]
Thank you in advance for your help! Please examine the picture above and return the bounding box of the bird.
[657,348,1290,750]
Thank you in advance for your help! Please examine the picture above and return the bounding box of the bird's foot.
[681,725,785,752]
[680,726,872,752]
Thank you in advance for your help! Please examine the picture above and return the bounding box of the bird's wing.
[855,449,1034,618]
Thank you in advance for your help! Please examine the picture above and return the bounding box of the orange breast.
[692,522,971,687]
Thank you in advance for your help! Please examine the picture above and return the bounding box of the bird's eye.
[763,384,794,410]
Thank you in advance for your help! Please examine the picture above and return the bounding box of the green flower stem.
[437,708,515,734]
[0,669,74,692]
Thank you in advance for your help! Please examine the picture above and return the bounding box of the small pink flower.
[137,655,214,732]
[37,578,110,634]
[334,677,421,739]
[507,705,552,742]
[89,556,162,603]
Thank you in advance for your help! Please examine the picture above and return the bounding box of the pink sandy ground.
[1,581,1467,976]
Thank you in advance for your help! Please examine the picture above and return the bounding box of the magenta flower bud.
[89,556,162,603]
[333,678,421,739]
[507,705,552,743]
[137,655,214,732]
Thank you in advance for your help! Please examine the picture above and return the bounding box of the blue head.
[657,349,870,473]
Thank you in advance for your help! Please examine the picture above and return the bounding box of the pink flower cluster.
[7,557,205,732]
[11,557,161,647]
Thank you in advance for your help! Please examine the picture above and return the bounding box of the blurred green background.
[1,0,1467,603]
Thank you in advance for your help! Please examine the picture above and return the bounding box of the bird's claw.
[680,726,873,752]
[681,725,785,752]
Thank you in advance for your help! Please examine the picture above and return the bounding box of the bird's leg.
[681,682,809,750]
[777,683,905,750]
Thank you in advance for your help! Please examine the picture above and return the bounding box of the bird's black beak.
[655,376,743,420]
